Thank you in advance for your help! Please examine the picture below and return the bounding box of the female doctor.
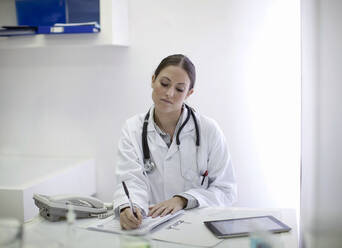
[113,54,237,230]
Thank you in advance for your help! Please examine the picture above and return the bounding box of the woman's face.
[152,65,193,114]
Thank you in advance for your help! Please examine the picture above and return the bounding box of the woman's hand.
[148,196,187,218]
[120,207,143,230]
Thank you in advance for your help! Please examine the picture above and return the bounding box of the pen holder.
[119,234,152,248]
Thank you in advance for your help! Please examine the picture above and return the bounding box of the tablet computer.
[204,215,291,239]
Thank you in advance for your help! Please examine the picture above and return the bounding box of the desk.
[23,208,298,248]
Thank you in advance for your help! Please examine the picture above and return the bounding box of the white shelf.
[0,0,129,49]
[0,155,96,222]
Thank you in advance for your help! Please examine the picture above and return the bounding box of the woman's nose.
[166,87,175,97]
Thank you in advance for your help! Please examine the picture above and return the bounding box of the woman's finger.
[123,217,139,229]
[126,209,141,225]
[160,207,172,217]
[121,215,135,230]
[151,205,167,218]
[121,209,140,229]
[135,207,143,224]
[148,204,161,216]
[120,221,125,229]
[122,219,136,230]
[170,206,181,215]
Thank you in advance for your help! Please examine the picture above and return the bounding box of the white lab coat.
[113,106,237,215]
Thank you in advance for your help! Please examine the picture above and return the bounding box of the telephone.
[33,194,113,222]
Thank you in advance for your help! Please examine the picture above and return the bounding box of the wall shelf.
[0,0,129,49]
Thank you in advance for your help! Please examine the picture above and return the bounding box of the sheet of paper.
[151,210,223,247]
[87,210,184,236]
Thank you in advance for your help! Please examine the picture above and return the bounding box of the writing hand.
[120,206,143,230]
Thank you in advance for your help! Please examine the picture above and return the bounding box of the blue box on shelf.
[16,0,67,26]
[15,0,100,27]
[1,0,100,37]
[67,0,100,24]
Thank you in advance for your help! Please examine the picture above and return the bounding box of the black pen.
[122,181,138,218]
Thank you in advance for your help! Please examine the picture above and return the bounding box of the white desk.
[23,208,298,248]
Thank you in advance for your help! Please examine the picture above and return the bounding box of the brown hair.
[154,54,196,90]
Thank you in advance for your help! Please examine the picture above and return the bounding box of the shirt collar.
[153,109,184,136]
[147,104,195,133]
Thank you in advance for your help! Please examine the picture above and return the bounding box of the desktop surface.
[23,207,298,248]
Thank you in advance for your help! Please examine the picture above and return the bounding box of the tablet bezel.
[204,215,291,239]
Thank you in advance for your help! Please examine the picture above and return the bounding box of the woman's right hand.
[119,207,143,230]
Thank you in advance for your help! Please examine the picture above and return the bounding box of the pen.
[201,170,208,185]
[122,181,138,218]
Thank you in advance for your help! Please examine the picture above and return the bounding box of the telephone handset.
[43,194,105,208]
[33,194,113,222]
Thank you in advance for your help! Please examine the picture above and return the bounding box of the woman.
[113,54,237,230]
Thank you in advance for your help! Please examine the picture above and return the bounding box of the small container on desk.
[120,234,153,248]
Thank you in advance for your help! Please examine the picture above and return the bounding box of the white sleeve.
[175,193,199,209]
[113,122,150,216]
[183,121,237,208]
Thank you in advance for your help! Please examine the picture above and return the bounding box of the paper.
[150,210,223,247]
[54,22,99,27]
[87,210,184,236]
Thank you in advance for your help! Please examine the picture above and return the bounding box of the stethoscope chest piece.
[144,159,156,173]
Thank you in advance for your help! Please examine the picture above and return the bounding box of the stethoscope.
[142,104,200,173]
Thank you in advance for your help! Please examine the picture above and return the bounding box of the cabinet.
[0,0,129,48]
[0,155,96,222]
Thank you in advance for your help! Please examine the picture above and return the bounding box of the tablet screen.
[204,215,291,238]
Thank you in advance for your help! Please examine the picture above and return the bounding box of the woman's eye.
[161,82,168,87]
[176,88,184,92]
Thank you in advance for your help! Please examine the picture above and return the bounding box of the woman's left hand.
[148,196,187,218]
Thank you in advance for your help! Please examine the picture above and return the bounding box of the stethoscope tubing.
[142,104,200,173]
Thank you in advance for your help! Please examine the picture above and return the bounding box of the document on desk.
[150,210,223,247]
[87,210,184,236]
[151,207,290,248]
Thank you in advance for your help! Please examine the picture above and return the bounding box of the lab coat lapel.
[146,105,197,154]
[179,105,195,135]
[147,106,167,148]
[166,140,179,160]
[166,106,196,159]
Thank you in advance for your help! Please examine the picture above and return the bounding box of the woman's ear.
[151,75,156,88]
[185,88,194,100]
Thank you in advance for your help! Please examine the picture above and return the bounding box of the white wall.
[301,0,342,247]
[0,0,16,26]
[0,0,300,209]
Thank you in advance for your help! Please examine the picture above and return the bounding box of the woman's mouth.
[161,99,172,104]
